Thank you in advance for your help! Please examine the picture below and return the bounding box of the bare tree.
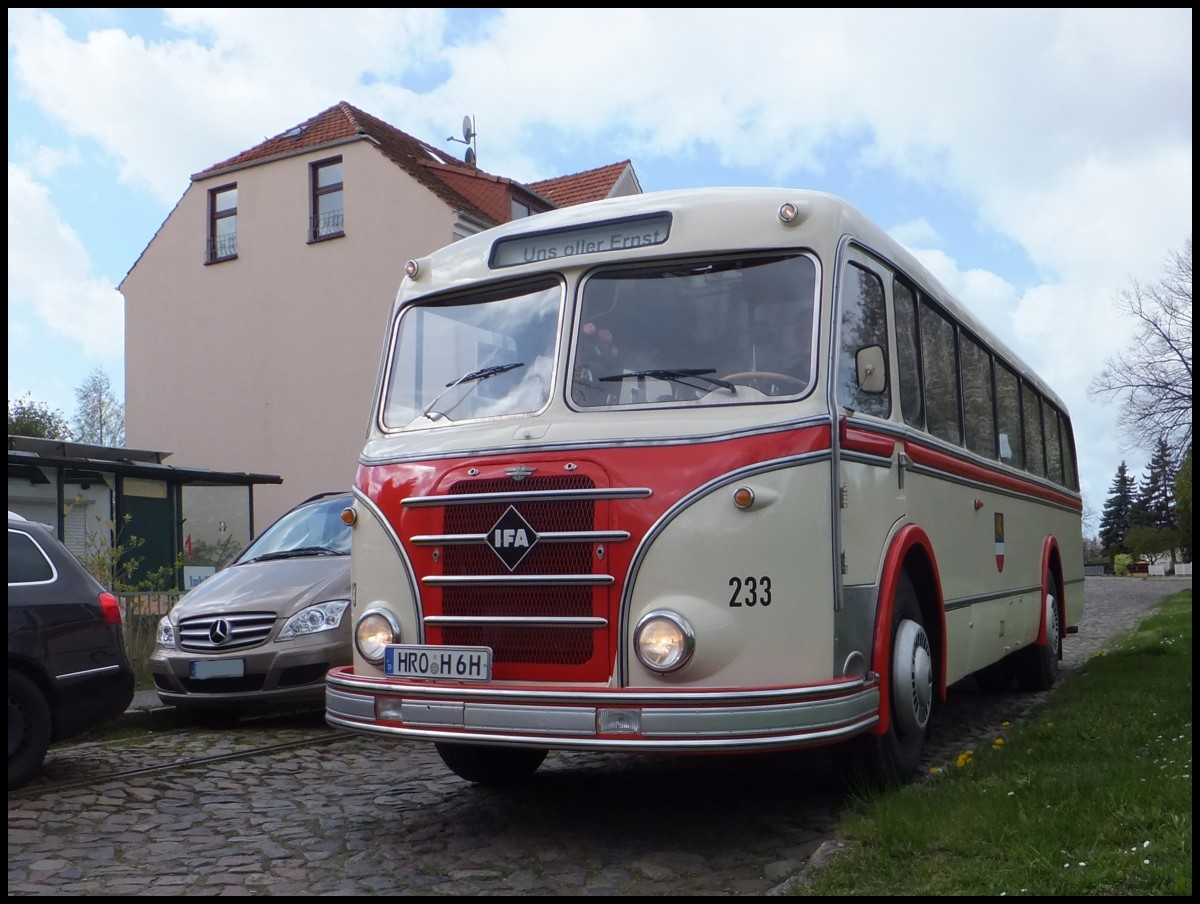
[73,367,126,447]
[1089,239,1192,460]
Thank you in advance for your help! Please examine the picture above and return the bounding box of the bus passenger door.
[833,250,908,597]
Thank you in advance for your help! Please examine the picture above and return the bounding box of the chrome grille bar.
[423,574,614,586]
[411,529,629,546]
[424,616,608,627]
[402,487,651,507]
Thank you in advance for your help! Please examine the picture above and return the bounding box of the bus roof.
[399,187,1069,415]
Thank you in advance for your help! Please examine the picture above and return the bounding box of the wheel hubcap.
[893,619,933,735]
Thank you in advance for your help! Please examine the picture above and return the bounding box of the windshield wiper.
[598,368,735,392]
[422,362,525,420]
[242,546,344,564]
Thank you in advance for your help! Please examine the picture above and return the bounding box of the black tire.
[435,742,547,786]
[841,573,933,788]
[1015,587,1061,691]
[9,670,53,791]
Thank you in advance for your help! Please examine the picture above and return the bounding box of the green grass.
[793,590,1192,897]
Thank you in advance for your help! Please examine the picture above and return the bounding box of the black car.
[8,513,136,789]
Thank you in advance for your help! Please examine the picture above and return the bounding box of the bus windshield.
[572,254,817,407]
[381,254,818,429]
[382,278,562,428]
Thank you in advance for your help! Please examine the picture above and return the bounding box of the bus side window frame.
[918,297,963,446]
[892,276,925,430]
[994,359,1025,469]
[960,329,998,460]
[1022,380,1047,478]
[835,254,893,420]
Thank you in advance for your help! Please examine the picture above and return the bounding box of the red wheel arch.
[869,524,947,736]
[1037,536,1063,647]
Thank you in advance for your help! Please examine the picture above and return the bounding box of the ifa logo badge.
[486,505,539,571]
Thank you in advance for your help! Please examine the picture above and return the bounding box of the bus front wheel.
[842,573,932,787]
[435,742,547,786]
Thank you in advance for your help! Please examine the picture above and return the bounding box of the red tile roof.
[528,160,637,207]
[193,102,632,226]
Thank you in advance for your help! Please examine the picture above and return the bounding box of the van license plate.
[190,659,245,679]
[385,645,492,681]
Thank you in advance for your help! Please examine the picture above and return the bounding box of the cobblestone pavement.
[7,577,1188,896]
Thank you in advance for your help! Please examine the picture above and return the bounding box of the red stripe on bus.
[839,418,898,457]
[903,439,1082,510]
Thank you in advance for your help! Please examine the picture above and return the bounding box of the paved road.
[7,577,1189,896]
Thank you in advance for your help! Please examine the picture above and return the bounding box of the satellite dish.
[462,115,474,142]
[464,147,476,167]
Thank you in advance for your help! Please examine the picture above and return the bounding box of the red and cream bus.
[325,187,1084,785]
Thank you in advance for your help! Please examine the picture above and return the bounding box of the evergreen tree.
[1098,461,1136,556]
[1136,437,1177,530]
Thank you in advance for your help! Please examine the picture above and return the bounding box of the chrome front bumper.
[325,666,880,752]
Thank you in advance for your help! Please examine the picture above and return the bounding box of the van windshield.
[236,495,351,564]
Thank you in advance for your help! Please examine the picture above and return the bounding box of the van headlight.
[634,610,695,673]
[278,600,350,641]
[156,616,177,649]
[355,608,401,664]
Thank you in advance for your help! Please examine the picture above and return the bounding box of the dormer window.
[511,197,532,220]
[207,184,238,263]
[311,157,344,241]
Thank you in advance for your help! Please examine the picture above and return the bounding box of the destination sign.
[491,212,672,269]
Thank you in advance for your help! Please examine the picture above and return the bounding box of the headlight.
[634,610,695,673]
[277,600,350,641]
[156,615,177,649]
[355,608,401,664]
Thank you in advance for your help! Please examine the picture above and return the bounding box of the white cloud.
[7,163,124,359]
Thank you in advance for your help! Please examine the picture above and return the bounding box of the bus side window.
[1059,411,1080,490]
[1023,382,1046,478]
[1043,399,1065,486]
[893,278,924,429]
[920,301,962,445]
[995,362,1024,468]
[837,262,890,418]
[960,333,997,459]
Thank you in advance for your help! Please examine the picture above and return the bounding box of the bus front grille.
[404,474,646,677]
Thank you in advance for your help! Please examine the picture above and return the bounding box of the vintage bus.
[325,187,1084,786]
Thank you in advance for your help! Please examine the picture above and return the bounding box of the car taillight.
[99,591,123,625]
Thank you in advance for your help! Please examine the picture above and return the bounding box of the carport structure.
[7,435,281,589]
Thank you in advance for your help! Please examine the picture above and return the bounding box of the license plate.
[385,645,492,681]
[189,659,245,679]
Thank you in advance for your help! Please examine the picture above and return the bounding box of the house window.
[511,197,532,220]
[311,157,344,240]
[207,184,238,263]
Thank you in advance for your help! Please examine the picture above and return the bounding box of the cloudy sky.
[7,8,1193,531]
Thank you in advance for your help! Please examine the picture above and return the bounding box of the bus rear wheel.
[842,573,932,787]
[435,742,547,786]
[1015,588,1061,691]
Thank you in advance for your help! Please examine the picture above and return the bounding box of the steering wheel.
[720,371,806,394]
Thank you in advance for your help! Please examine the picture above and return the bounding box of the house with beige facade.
[121,102,640,552]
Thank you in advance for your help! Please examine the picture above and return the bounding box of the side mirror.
[856,345,887,394]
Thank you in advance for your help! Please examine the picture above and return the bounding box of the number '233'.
[728,576,772,607]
